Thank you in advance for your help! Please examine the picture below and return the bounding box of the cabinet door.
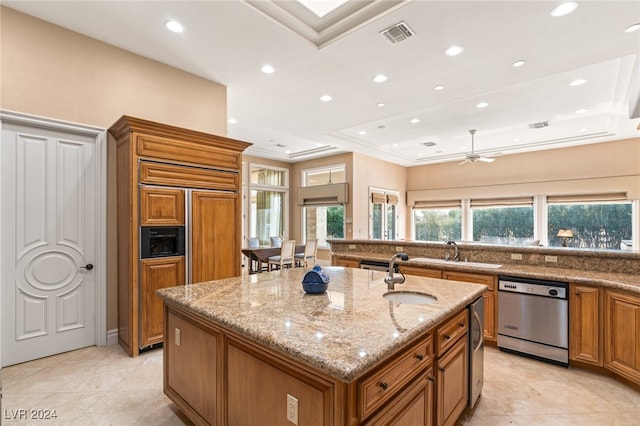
[165,308,221,425]
[140,257,185,346]
[443,271,496,342]
[436,336,468,426]
[333,257,360,268]
[400,265,442,279]
[140,186,185,225]
[604,290,640,385]
[569,284,602,365]
[365,369,434,426]
[191,191,240,283]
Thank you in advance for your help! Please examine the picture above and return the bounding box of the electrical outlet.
[545,255,558,263]
[395,246,403,252]
[348,244,356,250]
[175,328,181,346]
[511,253,523,260]
[286,394,298,425]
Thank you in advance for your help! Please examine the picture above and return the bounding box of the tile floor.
[2,344,639,425]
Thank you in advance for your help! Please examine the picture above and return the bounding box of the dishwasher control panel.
[498,277,568,299]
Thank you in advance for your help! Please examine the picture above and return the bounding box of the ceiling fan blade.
[458,159,470,165]
[479,157,495,163]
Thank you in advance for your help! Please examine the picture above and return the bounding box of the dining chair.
[268,239,295,271]
[295,239,318,268]
[270,236,282,247]
[247,237,260,248]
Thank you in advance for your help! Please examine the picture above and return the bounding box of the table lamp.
[557,229,574,247]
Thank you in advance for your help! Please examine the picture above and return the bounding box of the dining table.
[241,245,305,274]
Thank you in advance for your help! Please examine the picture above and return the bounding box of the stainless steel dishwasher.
[497,276,569,366]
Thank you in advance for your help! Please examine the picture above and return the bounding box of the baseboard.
[106,328,119,346]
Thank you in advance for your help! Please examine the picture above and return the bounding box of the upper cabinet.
[109,115,251,357]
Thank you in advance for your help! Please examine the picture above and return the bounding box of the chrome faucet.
[446,240,460,261]
[384,253,409,290]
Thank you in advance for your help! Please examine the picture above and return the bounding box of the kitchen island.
[157,267,486,425]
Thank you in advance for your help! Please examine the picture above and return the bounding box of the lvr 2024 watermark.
[4,408,58,420]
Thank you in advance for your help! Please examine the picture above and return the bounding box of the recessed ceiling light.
[625,23,640,33]
[476,102,489,108]
[579,128,588,132]
[228,118,237,124]
[569,78,587,87]
[434,85,445,91]
[377,102,385,107]
[285,150,291,154]
[392,143,399,147]
[260,64,275,74]
[410,118,421,124]
[358,130,367,135]
[551,2,578,17]
[445,45,464,56]
[373,74,388,83]
[512,60,526,67]
[320,94,333,102]
[514,138,520,142]
[576,108,588,114]
[164,19,184,33]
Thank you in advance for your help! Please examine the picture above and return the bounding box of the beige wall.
[1,7,228,332]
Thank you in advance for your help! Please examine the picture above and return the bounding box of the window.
[249,165,288,246]
[413,200,462,242]
[302,165,345,247]
[370,190,399,240]
[547,193,632,250]
[471,197,534,244]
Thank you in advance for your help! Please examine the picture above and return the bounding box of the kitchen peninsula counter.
[157,267,486,425]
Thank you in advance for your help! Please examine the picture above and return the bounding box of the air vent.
[528,121,550,129]
[422,141,436,147]
[380,21,415,44]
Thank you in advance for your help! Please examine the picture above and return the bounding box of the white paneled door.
[1,118,101,366]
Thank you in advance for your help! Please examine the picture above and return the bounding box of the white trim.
[106,328,119,346]
[0,110,108,350]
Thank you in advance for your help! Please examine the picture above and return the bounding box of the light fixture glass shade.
[556,229,574,238]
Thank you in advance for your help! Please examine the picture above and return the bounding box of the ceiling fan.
[459,129,496,164]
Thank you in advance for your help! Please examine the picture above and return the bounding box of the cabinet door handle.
[428,376,435,382]
[380,382,388,391]
[444,334,451,340]
[416,354,424,361]
[575,291,580,296]
[439,367,446,372]
[458,322,465,328]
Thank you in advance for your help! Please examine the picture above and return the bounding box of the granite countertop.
[337,252,640,295]
[157,267,486,382]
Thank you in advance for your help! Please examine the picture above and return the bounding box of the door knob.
[80,264,94,271]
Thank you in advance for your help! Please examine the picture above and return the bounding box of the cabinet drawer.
[359,334,433,420]
[136,133,241,170]
[140,186,185,225]
[436,310,468,356]
[140,161,239,190]
[400,265,442,279]
[443,271,495,290]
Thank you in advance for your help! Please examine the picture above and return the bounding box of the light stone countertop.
[337,252,640,295]
[157,267,486,382]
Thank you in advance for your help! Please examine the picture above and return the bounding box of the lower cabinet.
[443,272,496,342]
[604,290,640,385]
[569,283,602,365]
[140,256,185,347]
[165,308,222,425]
[434,310,469,426]
[364,370,434,426]
[333,256,360,268]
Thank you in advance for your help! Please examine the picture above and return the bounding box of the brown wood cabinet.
[400,265,442,279]
[434,312,468,426]
[443,271,495,342]
[140,256,185,347]
[110,116,250,356]
[604,290,640,385]
[569,283,602,366]
[333,256,360,268]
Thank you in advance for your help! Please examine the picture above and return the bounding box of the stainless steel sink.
[411,257,502,269]
[383,291,437,305]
